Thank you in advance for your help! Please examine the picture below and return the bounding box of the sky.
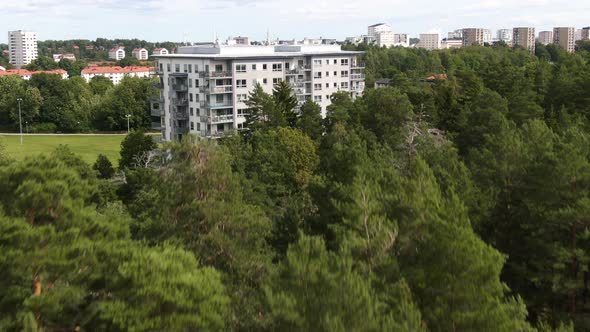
[0,0,588,43]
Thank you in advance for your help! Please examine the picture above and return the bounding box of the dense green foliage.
[0,74,156,133]
[2,43,590,331]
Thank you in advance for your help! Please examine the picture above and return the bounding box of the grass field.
[0,135,125,166]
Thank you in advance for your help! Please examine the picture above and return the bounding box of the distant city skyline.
[1,0,589,43]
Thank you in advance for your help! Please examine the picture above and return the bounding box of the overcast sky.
[1,0,588,43]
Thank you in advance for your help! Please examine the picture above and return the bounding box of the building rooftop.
[81,66,154,74]
[0,69,67,77]
[154,44,363,60]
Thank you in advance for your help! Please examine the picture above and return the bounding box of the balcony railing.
[174,111,189,120]
[200,86,233,94]
[201,114,234,124]
[151,122,162,130]
[350,73,365,80]
[294,88,312,95]
[199,71,233,78]
[351,62,366,69]
[172,84,188,91]
[172,98,188,106]
[207,101,234,109]
[150,108,163,117]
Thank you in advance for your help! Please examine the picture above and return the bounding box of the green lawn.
[0,135,125,166]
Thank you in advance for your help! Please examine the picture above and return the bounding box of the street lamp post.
[126,114,131,133]
[16,98,23,145]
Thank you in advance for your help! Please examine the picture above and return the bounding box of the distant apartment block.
[108,46,125,60]
[376,31,395,47]
[0,69,68,80]
[448,29,463,39]
[512,27,536,54]
[81,66,154,85]
[417,33,440,50]
[394,33,410,47]
[368,23,392,37]
[52,53,76,62]
[152,48,169,56]
[462,28,487,46]
[152,44,365,141]
[441,38,463,49]
[132,48,148,60]
[553,27,576,53]
[8,30,38,68]
[574,29,583,41]
[582,27,590,40]
[497,29,512,42]
[538,31,553,45]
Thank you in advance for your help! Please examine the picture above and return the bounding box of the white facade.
[368,23,392,37]
[394,33,410,47]
[376,31,395,47]
[441,38,463,49]
[153,44,365,141]
[497,29,512,43]
[448,29,463,39]
[8,30,38,68]
[417,33,440,50]
[53,53,76,62]
[81,66,154,85]
[108,47,125,60]
[152,48,169,56]
[132,48,148,60]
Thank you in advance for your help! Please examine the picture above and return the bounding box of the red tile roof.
[81,66,154,75]
[0,69,67,77]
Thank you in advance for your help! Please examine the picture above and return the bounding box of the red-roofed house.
[81,66,154,84]
[0,69,68,80]
[52,53,76,62]
[132,48,148,60]
[108,46,125,61]
[152,48,169,56]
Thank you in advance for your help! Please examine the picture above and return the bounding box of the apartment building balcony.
[207,101,234,109]
[200,85,233,94]
[173,110,189,120]
[151,122,162,130]
[150,108,163,117]
[199,71,233,78]
[172,83,188,91]
[200,114,234,124]
[351,85,365,93]
[172,98,188,106]
[294,88,312,95]
[170,72,188,77]
[350,73,365,80]
[351,63,366,69]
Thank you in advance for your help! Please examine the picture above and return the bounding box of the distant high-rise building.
[376,31,395,47]
[537,31,553,45]
[441,38,463,49]
[394,33,410,47]
[553,27,576,53]
[574,29,583,41]
[462,28,487,46]
[483,29,493,43]
[448,29,463,39]
[582,27,590,40]
[512,27,536,54]
[497,29,512,42]
[368,23,392,37]
[8,30,38,68]
[417,33,440,50]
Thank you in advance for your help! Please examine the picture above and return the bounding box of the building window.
[195,79,199,87]
[197,108,200,116]
[237,94,248,102]
[340,82,349,89]
[189,93,193,102]
[188,79,192,88]
[272,63,282,71]
[188,64,192,73]
[215,64,223,72]
[263,64,267,70]
[216,95,224,103]
[314,95,322,102]
[190,122,194,130]
[184,64,188,73]
[236,64,246,73]
[314,83,322,91]
[190,107,194,116]
[333,59,337,64]
[236,79,247,88]
[197,123,201,131]
[273,78,282,84]
[334,71,337,76]
[334,83,337,88]
[159,63,163,72]
[326,72,329,77]
[325,83,329,88]
[175,64,180,72]
[326,95,330,100]
[325,59,329,64]
[252,64,257,70]
[313,59,321,66]
[341,70,349,77]
[285,62,290,70]
[167,64,171,72]
[263,78,268,84]
[314,72,322,79]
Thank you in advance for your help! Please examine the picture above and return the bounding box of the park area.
[0,134,126,166]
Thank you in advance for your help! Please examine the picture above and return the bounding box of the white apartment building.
[417,33,440,50]
[448,29,463,39]
[152,44,365,141]
[512,27,536,54]
[441,38,463,49]
[394,33,410,47]
[81,66,154,85]
[368,23,392,37]
[462,28,487,46]
[108,47,125,60]
[376,31,395,47]
[132,48,148,60]
[553,27,576,53]
[582,27,590,40]
[53,53,76,62]
[538,31,553,45]
[497,29,512,43]
[8,30,38,68]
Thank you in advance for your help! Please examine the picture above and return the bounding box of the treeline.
[1,43,590,331]
[0,74,156,132]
